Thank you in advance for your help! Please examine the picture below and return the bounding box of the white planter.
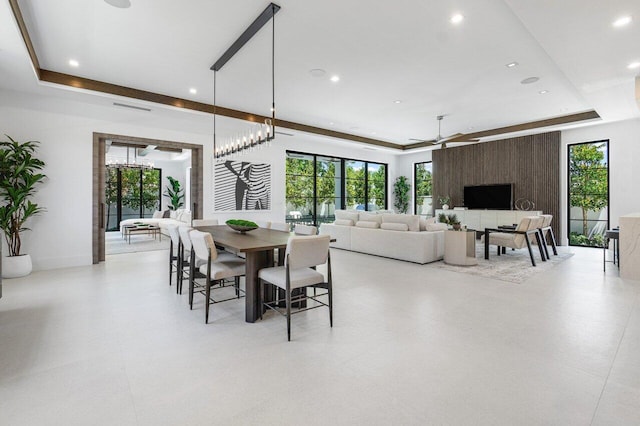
[2,254,33,278]
[442,204,450,210]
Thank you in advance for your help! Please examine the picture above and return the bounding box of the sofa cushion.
[335,219,354,226]
[163,210,171,218]
[152,210,163,219]
[169,210,177,219]
[181,211,191,224]
[335,209,359,223]
[426,223,448,231]
[382,214,420,232]
[419,216,437,231]
[356,221,380,229]
[380,222,409,231]
[358,212,382,224]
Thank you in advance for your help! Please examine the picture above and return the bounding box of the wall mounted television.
[463,184,513,210]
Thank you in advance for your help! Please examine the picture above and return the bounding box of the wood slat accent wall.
[432,131,561,241]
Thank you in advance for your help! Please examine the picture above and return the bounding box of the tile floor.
[0,245,638,425]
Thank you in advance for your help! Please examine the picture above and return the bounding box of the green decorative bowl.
[226,220,258,233]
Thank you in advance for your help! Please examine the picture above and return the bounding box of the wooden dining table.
[194,225,292,323]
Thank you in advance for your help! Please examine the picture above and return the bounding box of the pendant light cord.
[271,4,276,136]
[213,71,217,158]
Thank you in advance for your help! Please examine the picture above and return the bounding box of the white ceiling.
[2,0,639,147]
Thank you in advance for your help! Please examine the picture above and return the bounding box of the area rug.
[433,243,574,284]
[105,231,170,255]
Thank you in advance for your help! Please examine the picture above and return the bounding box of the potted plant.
[163,176,185,210]
[438,212,461,230]
[393,176,410,214]
[438,195,451,210]
[0,136,46,278]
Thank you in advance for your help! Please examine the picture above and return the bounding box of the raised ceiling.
[2,0,639,149]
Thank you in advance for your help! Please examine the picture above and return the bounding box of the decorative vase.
[452,223,461,231]
[2,254,33,278]
[442,204,449,210]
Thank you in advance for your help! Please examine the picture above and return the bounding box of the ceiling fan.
[409,115,478,148]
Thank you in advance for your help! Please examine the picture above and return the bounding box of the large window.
[285,151,386,226]
[414,161,433,216]
[568,140,609,247]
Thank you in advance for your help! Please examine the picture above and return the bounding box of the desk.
[196,225,291,323]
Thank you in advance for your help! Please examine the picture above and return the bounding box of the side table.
[444,229,478,266]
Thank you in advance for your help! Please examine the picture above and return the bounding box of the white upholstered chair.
[189,230,246,323]
[167,224,181,288]
[485,216,546,266]
[259,234,333,341]
[294,224,317,235]
[255,220,271,229]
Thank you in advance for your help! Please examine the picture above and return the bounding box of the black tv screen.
[464,184,513,210]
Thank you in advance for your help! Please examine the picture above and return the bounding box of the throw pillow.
[381,213,420,232]
[152,210,163,219]
[163,210,171,218]
[380,222,409,231]
[419,216,437,231]
[335,209,359,223]
[426,223,448,231]
[335,219,354,226]
[358,212,382,224]
[355,221,380,229]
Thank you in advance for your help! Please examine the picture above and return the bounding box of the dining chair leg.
[205,280,211,324]
[286,289,292,341]
[169,241,174,287]
[235,276,240,298]
[259,279,264,320]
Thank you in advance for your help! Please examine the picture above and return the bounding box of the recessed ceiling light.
[394,100,402,104]
[330,75,340,83]
[521,76,540,84]
[68,59,79,67]
[329,122,334,125]
[506,62,519,68]
[371,132,377,135]
[189,88,197,94]
[613,16,632,27]
[450,14,464,24]
[628,62,640,69]
[104,0,131,8]
[539,90,549,94]
[309,69,326,77]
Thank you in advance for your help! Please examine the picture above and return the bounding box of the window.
[568,140,609,247]
[414,161,433,216]
[285,151,387,226]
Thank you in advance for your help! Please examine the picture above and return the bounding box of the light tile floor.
[0,246,639,425]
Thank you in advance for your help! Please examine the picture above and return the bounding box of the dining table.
[194,225,293,323]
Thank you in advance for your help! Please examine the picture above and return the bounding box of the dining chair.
[167,224,180,288]
[177,225,206,299]
[255,220,271,229]
[189,230,246,323]
[259,234,332,341]
[192,219,219,227]
[294,224,317,235]
[270,222,291,232]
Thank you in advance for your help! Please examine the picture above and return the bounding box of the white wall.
[0,89,398,271]
[561,117,640,244]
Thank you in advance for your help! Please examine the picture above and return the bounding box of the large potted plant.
[393,176,410,214]
[163,176,185,210]
[0,136,46,278]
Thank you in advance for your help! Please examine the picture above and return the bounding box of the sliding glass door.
[414,161,433,216]
[105,167,161,231]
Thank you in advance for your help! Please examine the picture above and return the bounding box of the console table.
[435,209,542,231]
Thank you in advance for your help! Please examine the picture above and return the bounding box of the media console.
[434,209,542,231]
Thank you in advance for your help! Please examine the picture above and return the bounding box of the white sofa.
[119,209,192,236]
[319,210,446,264]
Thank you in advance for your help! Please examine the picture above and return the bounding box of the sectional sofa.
[319,210,446,264]
[119,209,192,236]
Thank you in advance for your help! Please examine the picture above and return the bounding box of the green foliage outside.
[164,176,185,210]
[106,168,160,230]
[393,176,410,214]
[415,163,432,213]
[569,143,608,246]
[0,136,46,256]
[569,232,604,248]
